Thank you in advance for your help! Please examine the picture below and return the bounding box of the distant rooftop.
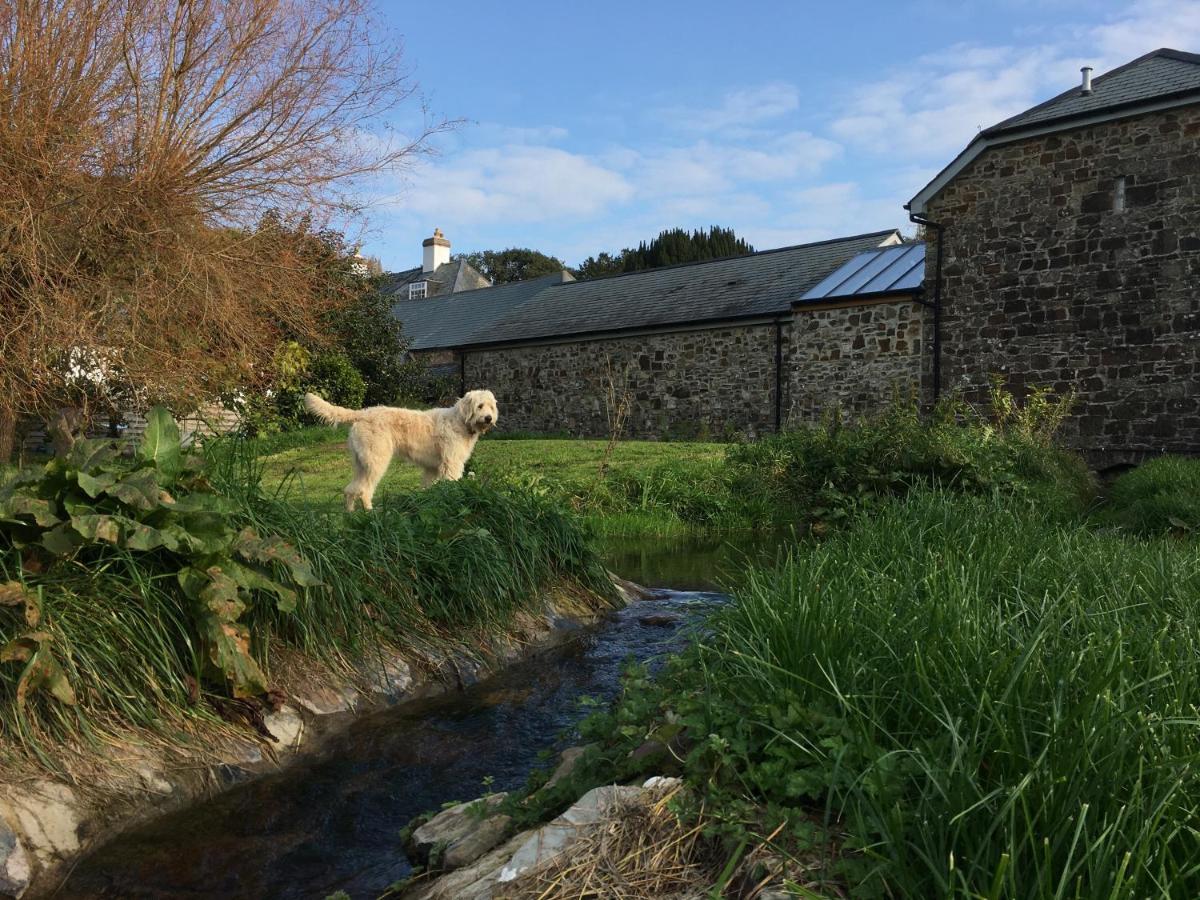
[386,230,904,351]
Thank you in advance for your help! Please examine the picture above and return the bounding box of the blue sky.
[360,0,1200,271]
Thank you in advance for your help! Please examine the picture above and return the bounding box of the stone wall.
[460,301,929,441]
[787,298,928,423]
[464,324,787,440]
[925,105,1200,464]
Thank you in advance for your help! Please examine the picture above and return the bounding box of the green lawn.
[257,427,727,525]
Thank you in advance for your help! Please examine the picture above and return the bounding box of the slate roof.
[382,258,491,299]
[984,49,1200,137]
[909,48,1200,214]
[391,271,575,351]
[800,242,925,302]
[387,230,901,351]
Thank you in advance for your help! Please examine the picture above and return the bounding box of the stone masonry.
[461,300,928,441]
[924,105,1200,464]
[787,299,928,422]
[464,324,788,440]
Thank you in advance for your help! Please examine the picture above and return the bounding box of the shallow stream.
[61,531,791,899]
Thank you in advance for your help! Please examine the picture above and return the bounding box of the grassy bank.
[513,488,1200,897]
[255,427,729,535]
[256,396,1095,537]
[0,418,614,772]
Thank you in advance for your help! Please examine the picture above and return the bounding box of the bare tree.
[0,0,447,458]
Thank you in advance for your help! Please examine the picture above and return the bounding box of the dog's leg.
[437,458,466,481]
[344,454,365,512]
[356,455,391,511]
[421,469,437,488]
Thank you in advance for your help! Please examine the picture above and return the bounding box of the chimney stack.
[1080,66,1093,95]
[422,228,450,273]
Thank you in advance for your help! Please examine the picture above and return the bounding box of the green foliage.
[575,225,754,279]
[0,409,318,700]
[457,247,566,284]
[325,282,424,407]
[305,352,366,410]
[527,492,1200,897]
[0,425,612,765]
[727,394,1095,530]
[1103,455,1200,536]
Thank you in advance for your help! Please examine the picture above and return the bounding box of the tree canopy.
[576,226,754,280]
[0,0,443,459]
[457,248,568,284]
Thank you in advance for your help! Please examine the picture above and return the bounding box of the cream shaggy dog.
[304,390,499,511]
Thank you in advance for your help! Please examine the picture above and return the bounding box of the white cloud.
[621,132,841,198]
[831,0,1200,162]
[1087,0,1200,66]
[657,82,801,133]
[393,144,633,224]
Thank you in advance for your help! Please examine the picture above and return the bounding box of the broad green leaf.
[138,407,182,482]
[67,439,119,473]
[225,559,298,614]
[40,523,83,556]
[2,494,61,527]
[200,617,267,698]
[169,493,235,515]
[198,565,246,622]
[1,635,75,707]
[234,528,321,587]
[109,469,161,511]
[184,564,265,697]
[123,520,180,552]
[69,514,122,544]
[76,470,118,498]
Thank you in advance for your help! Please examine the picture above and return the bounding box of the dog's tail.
[304,392,363,426]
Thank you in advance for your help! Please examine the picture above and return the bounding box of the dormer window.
[409,281,427,300]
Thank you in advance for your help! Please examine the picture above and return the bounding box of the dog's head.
[455,389,499,434]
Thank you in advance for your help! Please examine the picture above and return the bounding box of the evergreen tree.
[574,226,754,280]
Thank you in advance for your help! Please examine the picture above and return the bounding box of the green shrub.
[1103,455,1200,536]
[727,396,1094,528]
[0,410,317,701]
[304,351,366,411]
[550,492,1200,897]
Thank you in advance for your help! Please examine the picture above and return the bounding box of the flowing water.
[61,531,792,899]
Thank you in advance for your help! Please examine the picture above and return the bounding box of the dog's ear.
[455,393,473,421]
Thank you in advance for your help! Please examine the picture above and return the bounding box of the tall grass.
[566,492,1200,898]
[0,438,613,766]
[1102,455,1200,536]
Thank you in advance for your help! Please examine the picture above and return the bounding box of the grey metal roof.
[391,271,574,350]
[984,49,1200,136]
[909,48,1200,215]
[386,230,900,350]
[799,242,924,301]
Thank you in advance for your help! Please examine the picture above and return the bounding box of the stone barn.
[387,48,1200,464]
[386,229,925,439]
[909,48,1200,467]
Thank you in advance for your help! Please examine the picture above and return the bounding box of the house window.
[1114,176,1126,212]
[409,281,427,300]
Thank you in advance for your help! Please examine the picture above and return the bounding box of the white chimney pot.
[422,228,450,273]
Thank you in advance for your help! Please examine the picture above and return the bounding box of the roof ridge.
[983,47,1200,136]
[556,229,899,287]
